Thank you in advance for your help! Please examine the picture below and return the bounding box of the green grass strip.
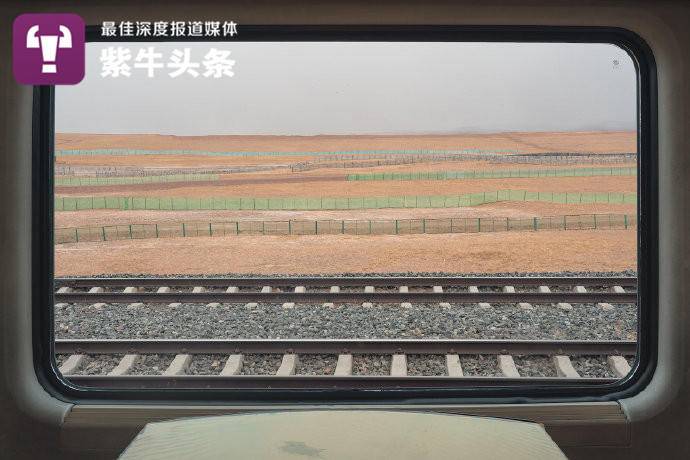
[55,173,219,186]
[347,166,636,181]
[55,190,637,212]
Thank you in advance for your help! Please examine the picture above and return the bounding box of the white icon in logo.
[26,24,72,73]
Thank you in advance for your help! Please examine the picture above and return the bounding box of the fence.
[55,213,637,244]
[347,166,637,181]
[55,173,220,186]
[55,164,279,177]
[55,148,523,158]
[54,190,638,212]
[292,153,637,172]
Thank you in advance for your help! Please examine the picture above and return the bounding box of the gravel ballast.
[128,354,174,375]
[74,354,123,375]
[294,354,337,375]
[55,300,636,341]
[461,355,501,377]
[407,354,447,376]
[353,354,391,376]
[187,354,227,375]
[513,355,557,377]
[571,355,616,378]
[239,354,282,375]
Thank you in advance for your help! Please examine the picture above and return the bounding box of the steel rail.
[54,276,638,288]
[65,375,618,389]
[55,338,637,355]
[54,291,637,304]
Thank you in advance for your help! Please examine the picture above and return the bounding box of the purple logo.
[13,13,85,85]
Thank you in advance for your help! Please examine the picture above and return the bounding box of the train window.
[39,27,655,400]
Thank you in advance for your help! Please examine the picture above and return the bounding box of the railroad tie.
[511,286,536,310]
[276,354,299,376]
[261,286,272,293]
[573,285,612,310]
[399,285,412,308]
[59,354,84,375]
[552,355,580,378]
[470,286,491,309]
[362,286,374,308]
[193,286,219,308]
[88,286,106,309]
[283,286,304,309]
[322,286,339,308]
[433,286,451,308]
[220,354,243,376]
[226,286,238,293]
[607,355,632,378]
[544,285,572,310]
[498,355,520,378]
[124,286,144,309]
[108,354,140,376]
[163,354,192,376]
[334,354,353,376]
[390,354,408,377]
[598,285,626,311]
[55,286,71,309]
[445,354,464,377]
[158,286,180,307]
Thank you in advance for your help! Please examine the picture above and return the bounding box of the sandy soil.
[54,229,636,276]
[55,175,637,198]
[56,131,636,154]
[55,154,318,168]
[298,161,638,177]
[55,202,637,228]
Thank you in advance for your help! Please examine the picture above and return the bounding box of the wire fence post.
[75,228,79,242]
[209,222,213,237]
[128,224,133,239]
[288,220,292,235]
[101,226,106,241]
[624,215,628,229]
[182,223,186,237]
[155,223,159,238]
[533,217,538,231]
[395,219,399,234]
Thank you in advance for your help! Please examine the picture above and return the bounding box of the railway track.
[55,276,637,388]
[54,276,637,306]
[56,338,636,388]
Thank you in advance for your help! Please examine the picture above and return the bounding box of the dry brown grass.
[56,131,636,154]
[55,175,637,198]
[55,201,637,228]
[55,229,636,276]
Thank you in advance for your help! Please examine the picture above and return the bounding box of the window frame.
[33,24,658,404]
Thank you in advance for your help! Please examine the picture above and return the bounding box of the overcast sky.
[56,42,637,136]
